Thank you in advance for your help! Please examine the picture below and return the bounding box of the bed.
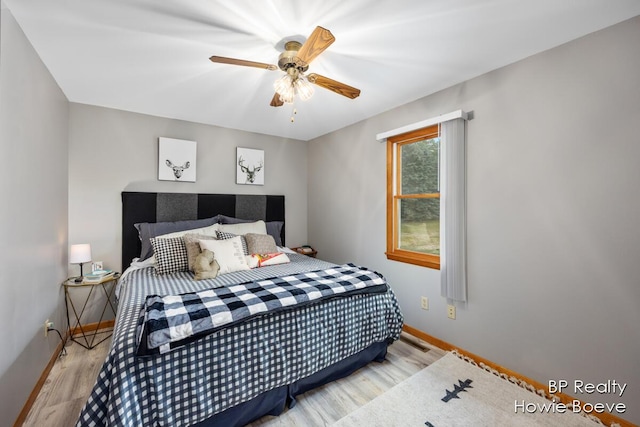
[76,192,403,427]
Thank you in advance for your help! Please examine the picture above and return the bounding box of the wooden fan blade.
[209,56,277,71]
[296,26,335,65]
[270,92,284,107]
[307,73,361,99]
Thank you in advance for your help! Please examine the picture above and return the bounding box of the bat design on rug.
[441,378,473,402]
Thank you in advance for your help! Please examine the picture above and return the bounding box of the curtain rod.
[376,109,468,142]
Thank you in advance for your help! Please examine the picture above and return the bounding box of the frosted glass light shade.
[70,243,92,264]
[274,75,294,102]
[295,77,314,101]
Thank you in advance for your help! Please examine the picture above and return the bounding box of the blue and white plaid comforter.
[137,264,388,356]
[77,255,403,427]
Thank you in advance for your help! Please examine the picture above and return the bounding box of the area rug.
[332,352,607,427]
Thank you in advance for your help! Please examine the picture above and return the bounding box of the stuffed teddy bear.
[193,249,220,280]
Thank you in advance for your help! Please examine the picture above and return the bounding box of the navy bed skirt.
[194,341,389,427]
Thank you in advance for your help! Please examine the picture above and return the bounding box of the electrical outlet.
[420,296,429,310]
[447,304,456,319]
[44,319,54,337]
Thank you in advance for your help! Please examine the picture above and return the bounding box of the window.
[386,124,441,269]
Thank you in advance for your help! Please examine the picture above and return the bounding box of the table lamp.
[70,244,92,281]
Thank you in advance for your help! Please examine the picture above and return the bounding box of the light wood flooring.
[23,333,446,426]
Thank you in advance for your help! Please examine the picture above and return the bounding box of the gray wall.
[68,104,309,275]
[308,16,640,425]
[0,5,69,425]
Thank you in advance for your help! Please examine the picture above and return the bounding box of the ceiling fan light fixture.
[274,74,291,94]
[274,74,295,103]
[274,72,314,103]
[295,76,314,101]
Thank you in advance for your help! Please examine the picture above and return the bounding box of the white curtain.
[440,118,467,302]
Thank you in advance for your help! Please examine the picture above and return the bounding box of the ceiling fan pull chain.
[291,103,297,123]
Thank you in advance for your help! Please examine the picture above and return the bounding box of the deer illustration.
[238,156,263,184]
[166,159,190,179]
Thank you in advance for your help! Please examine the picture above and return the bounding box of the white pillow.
[218,220,267,236]
[199,236,250,275]
[157,223,220,240]
[246,253,290,268]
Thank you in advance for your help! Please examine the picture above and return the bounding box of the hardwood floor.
[23,333,446,426]
[248,335,446,426]
[23,331,113,427]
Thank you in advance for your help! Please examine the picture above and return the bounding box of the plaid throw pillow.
[216,230,249,255]
[151,237,189,274]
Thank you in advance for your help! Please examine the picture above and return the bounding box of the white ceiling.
[5,0,640,141]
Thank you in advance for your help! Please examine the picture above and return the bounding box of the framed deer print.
[158,137,197,182]
[236,147,264,185]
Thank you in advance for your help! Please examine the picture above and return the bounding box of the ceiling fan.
[210,26,361,107]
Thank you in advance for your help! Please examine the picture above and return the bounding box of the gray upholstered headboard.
[122,192,285,269]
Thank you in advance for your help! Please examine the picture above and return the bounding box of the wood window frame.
[386,124,441,270]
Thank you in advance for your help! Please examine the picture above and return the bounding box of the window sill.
[385,251,440,270]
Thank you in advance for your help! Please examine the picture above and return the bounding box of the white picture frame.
[158,137,197,182]
[236,147,264,185]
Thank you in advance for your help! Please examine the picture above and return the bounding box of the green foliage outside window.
[398,137,440,256]
[401,138,439,197]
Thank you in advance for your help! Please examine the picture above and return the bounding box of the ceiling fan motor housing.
[278,41,309,74]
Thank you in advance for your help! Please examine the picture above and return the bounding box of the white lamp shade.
[69,244,92,264]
